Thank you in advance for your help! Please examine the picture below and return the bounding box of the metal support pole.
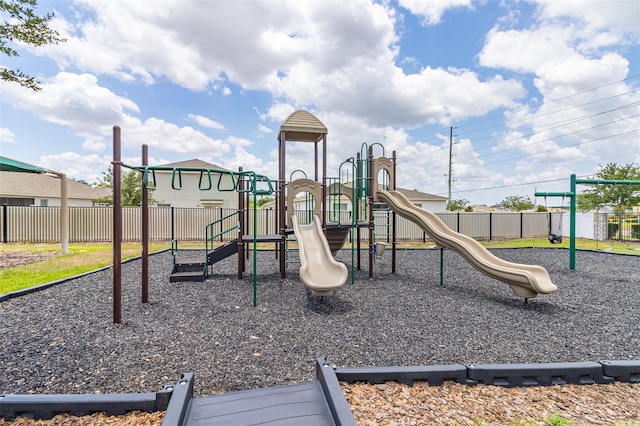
[141,144,149,303]
[59,174,69,254]
[570,174,577,270]
[440,248,444,287]
[112,126,122,324]
[391,150,397,274]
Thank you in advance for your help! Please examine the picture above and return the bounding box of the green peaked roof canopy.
[0,156,49,173]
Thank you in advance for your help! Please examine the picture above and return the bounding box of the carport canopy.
[0,156,69,253]
[0,156,49,173]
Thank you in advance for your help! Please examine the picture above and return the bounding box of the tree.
[96,167,157,206]
[1,0,65,91]
[446,198,470,211]
[501,195,534,212]
[256,196,274,208]
[577,163,640,213]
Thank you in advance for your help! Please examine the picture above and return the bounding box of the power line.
[454,74,640,132]
[398,94,640,173]
[398,107,640,176]
[436,149,640,198]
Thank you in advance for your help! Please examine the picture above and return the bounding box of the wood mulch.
[342,381,640,425]
[1,382,638,425]
[0,411,164,426]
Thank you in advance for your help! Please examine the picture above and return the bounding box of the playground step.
[170,263,205,283]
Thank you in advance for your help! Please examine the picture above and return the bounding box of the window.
[0,197,35,206]
[40,200,48,207]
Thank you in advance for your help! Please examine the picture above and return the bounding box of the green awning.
[0,156,48,173]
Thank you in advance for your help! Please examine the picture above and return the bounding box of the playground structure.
[111,110,557,324]
[536,173,640,270]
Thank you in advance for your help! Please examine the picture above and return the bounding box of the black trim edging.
[1,360,638,423]
[335,359,640,387]
[316,357,357,426]
[0,384,174,421]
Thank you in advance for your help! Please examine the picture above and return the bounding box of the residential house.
[0,171,110,206]
[151,159,239,209]
[260,186,448,213]
[393,188,448,212]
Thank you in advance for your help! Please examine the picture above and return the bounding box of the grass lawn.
[1,238,638,295]
[0,242,173,294]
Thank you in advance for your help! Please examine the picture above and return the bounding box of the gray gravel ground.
[0,248,638,397]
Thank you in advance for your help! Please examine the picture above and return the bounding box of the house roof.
[157,159,229,171]
[396,187,448,201]
[0,171,110,200]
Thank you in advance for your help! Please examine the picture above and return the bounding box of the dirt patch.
[0,250,59,270]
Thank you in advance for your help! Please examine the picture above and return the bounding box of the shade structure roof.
[278,110,327,143]
[0,156,49,173]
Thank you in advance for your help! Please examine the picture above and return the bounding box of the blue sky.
[1,0,639,206]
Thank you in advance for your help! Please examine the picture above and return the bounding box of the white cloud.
[535,0,640,36]
[0,127,16,144]
[257,124,273,134]
[187,114,225,130]
[2,71,236,160]
[398,0,473,25]
[40,1,525,130]
[2,72,139,134]
[38,151,112,183]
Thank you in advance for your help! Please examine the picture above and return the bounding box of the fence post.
[520,212,524,239]
[489,212,493,241]
[2,204,7,244]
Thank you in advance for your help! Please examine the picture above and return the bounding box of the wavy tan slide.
[376,190,557,299]
[291,215,348,296]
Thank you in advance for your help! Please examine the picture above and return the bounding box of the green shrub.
[632,223,640,239]
[608,222,619,239]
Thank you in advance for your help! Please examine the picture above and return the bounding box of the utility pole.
[448,126,454,204]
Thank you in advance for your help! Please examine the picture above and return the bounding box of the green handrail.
[171,238,179,267]
[204,212,239,275]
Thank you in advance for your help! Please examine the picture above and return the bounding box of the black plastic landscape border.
[1,359,638,425]
[334,359,640,387]
[0,249,170,302]
[0,377,180,422]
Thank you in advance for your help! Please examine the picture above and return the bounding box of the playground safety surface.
[0,248,638,424]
